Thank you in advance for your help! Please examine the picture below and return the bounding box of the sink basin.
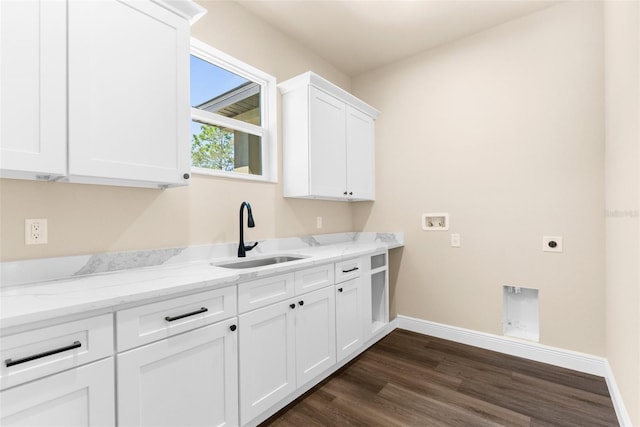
[214,256,306,269]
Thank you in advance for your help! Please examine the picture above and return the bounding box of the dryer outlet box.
[543,236,563,252]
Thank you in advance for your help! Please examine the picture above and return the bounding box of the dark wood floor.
[261,329,618,427]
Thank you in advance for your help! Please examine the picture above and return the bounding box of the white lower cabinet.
[1,314,113,390]
[368,251,390,339]
[117,318,238,427]
[239,298,296,424]
[239,286,336,425]
[0,358,115,427]
[0,253,390,427]
[335,277,364,362]
[295,286,336,387]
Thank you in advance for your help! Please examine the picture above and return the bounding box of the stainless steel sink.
[214,255,306,269]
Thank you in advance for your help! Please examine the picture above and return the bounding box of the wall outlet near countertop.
[25,219,48,245]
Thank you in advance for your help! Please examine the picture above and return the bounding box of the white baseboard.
[397,315,606,374]
[395,315,631,426]
[604,360,633,427]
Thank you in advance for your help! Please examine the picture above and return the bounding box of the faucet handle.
[245,242,259,252]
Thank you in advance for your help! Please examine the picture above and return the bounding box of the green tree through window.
[190,40,276,181]
[191,123,234,171]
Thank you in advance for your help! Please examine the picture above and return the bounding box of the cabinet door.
[117,318,238,427]
[0,0,66,179]
[239,300,296,425]
[309,86,346,198]
[295,287,336,387]
[346,105,375,201]
[68,0,190,186]
[336,278,364,362]
[1,358,115,427]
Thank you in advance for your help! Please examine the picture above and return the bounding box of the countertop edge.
[1,241,402,332]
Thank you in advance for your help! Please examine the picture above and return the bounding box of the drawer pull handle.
[342,267,359,273]
[165,307,208,322]
[289,303,296,309]
[338,288,343,292]
[5,341,82,367]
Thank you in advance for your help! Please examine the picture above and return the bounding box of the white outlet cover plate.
[25,218,48,245]
[542,236,562,252]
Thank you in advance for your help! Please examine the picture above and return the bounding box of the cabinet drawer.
[1,313,113,390]
[238,273,295,313]
[294,264,334,295]
[335,258,362,283]
[117,286,237,351]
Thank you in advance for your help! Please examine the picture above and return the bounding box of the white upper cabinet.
[346,105,376,201]
[0,0,205,188]
[0,0,67,180]
[68,0,191,187]
[308,87,347,198]
[279,71,380,201]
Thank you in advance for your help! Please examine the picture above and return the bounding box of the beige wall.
[352,2,606,355]
[0,0,355,261]
[604,1,640,423]
[191,1,350,91]
[2,4,638,419]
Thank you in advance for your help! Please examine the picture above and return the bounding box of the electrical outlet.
[25,219,48,245]
[450,233,461,248]
[316,216,323,229]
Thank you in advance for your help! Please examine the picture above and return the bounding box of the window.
[190,39,277,182]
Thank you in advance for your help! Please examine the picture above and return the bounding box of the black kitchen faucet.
[238,201,258,257]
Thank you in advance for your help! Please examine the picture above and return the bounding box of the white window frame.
[190,38,277,183]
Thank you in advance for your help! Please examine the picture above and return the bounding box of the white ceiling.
[235,0,560,76]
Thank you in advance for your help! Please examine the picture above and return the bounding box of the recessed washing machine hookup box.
[503,286,539,342]
[422,213,449,231]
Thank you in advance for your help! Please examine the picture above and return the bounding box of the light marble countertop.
[0,233,403,331]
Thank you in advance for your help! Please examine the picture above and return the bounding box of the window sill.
[191,167,277,183]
